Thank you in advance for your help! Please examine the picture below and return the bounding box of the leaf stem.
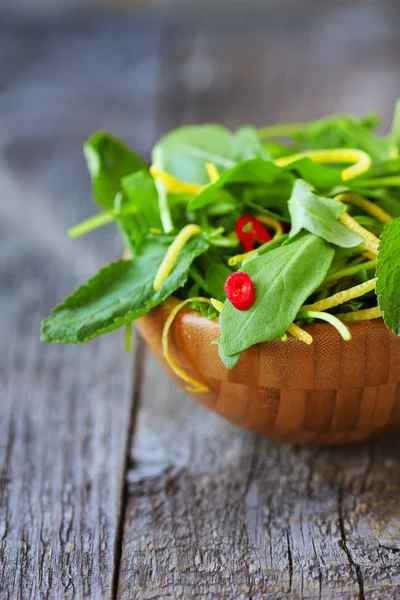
[297,311,352,341]
[152,147,174,233]
[356,176,400,187]
[324,259,377,283]
[208,236,239,248]
[155,179,173,234]
[68,211,115,238]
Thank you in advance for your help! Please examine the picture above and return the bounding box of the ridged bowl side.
[136,299,400,444]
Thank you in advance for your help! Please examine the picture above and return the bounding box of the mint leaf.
[220,234,335,355]
[84,131,147,210]
[376,218,400,335]
[288,180,362,248]
[152,124,270,184]
[41,234,208,343]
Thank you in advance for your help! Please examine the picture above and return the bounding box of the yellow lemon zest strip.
[150,165,204,195]
[287,323,313,345]
[210,298,224,312]
[363,251,377,260]
[228,250,256,266]
[153,224,202,291]
[335,192,393,224]
[274,148,372,181]
[337,307,383,322]
[205,162,219,183]
[256,215,284,239]
[338,212,380,254]
[301,278,377,312]
[162,297,211,393]
[149,227,162,234]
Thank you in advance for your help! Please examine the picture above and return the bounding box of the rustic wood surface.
[1,4,400,599]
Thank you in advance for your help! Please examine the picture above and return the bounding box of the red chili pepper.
[225,272,255,311]
[236,215,272,252]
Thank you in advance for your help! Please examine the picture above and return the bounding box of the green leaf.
[220,234,335,355]
[295,113,393,161]
[242,233,289,264]
[121,170,162,231]
[188,156,343,212]
[188,159,281,210]
[390,99,400,144]
[84,131,147,210]
[288,179,363,248]
[41,233,209,343]
[376,218,400,335]
[204,263,231,300]
[212,338,241,369]
[283,157,344,188]
[152,124,270,185]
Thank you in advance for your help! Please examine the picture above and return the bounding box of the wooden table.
[1,4,400,598]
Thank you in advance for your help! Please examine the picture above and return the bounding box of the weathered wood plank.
[118,9,400,599]
[0,22,162,598]
[0,162,135,600]
[118,352,400,599]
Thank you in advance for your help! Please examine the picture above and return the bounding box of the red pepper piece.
[236,215,272,252]
[225,271,255,311]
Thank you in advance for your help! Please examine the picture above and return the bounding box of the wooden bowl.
[136,298,400,445]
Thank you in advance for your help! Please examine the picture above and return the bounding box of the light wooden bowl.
[136,298,400,445]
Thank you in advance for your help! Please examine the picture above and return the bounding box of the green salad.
[41,100,400,392]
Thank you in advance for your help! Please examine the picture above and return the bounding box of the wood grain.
[118,349,400,599]
[2,4,400,598]
[0,160,140,599]
[136,302,400,444]
[0,18,162,597]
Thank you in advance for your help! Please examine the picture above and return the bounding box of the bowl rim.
[161,295,385,337]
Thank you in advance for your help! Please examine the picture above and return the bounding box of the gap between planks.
[112,335,147,600]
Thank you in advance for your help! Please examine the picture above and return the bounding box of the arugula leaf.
[376,218,400,334]
[288,180,362,248]
[212,338,241,369]
[84,131,147,210]
[234,126,272,160]
[294,113,393,160]
[188,157,342,212]
[283,157,344,188]
[188,159,281,210]
[121,170,162,231]
[41,233,209,343]
[204,263,231,300]
[152,124,270,184]
[242,233,289,264]
[220,234,335,355]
